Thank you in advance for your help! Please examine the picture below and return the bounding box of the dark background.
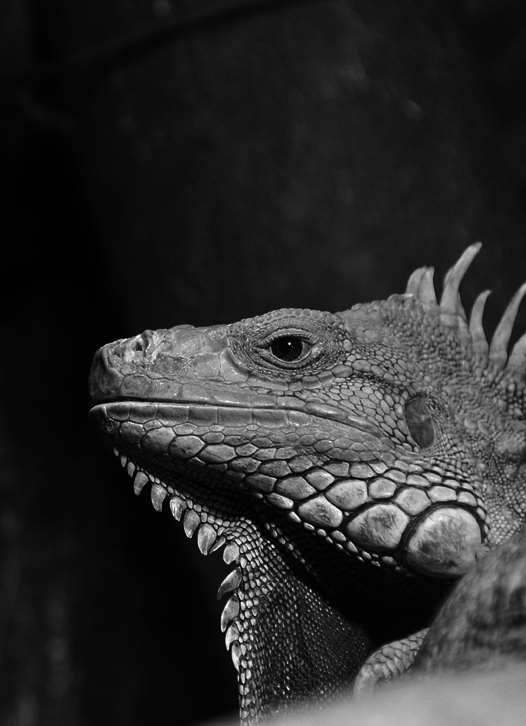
[1,0,526,724]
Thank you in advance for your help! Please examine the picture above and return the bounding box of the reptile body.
[89,245,526,723]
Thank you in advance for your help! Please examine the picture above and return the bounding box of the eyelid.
[227,316,343,376]
[259,336,319,370]
[271,338,310,360]
[262,329,315,347]
[264,337,314,363]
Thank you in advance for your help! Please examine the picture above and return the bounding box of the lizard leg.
[352,629,429,695]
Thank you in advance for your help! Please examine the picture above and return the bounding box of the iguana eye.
[269,336,309,362]
[228,312,342,375]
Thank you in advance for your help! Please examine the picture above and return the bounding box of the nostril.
[128,330,155,355]
[131,335,146,353]
[110,331,156,363]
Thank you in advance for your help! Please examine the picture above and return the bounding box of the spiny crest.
[405,243,526,383]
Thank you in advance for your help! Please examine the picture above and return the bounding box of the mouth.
[90,395,485,580]
[89,387,388,438]
[88,397,403,565]
[89,394,481,722]
[90,399,381,723]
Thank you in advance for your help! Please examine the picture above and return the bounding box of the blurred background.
[1,0,526,724]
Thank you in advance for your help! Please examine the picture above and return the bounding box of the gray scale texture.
[89,247,526,723]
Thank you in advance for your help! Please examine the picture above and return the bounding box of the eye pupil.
[270,336,305,362]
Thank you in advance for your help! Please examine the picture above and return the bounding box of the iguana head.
[88,244,526,722]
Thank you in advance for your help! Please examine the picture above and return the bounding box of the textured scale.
[89,245,526,724]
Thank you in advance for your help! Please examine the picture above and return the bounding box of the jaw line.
[108,443,259,683]
[89,398,386,440]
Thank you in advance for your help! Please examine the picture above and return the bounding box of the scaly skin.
[89,244,526,723]
[413,528,526,676]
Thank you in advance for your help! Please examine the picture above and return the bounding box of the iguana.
[413,527,526,677]
[89,244,526,723]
